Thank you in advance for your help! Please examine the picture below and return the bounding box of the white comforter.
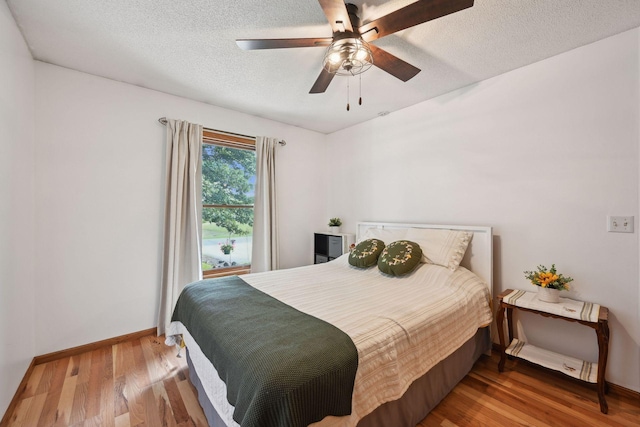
[168,254,493,427]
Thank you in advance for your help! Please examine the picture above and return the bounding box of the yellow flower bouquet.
[524,264,573,291]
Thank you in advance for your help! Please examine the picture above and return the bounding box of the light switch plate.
[607,216,634,233]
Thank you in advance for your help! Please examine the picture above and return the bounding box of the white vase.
[329,226,340,234]
[537,287,560,303]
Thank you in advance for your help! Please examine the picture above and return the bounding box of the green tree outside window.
[202,143,256,271]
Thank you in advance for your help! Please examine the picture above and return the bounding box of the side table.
[496,289,610,414]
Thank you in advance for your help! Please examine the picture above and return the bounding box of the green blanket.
[171,276,358,427]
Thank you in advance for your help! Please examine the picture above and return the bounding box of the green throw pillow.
[378,240,423,276]
[349,238,385,268]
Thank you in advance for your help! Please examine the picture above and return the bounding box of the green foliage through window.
[202,143,256,271]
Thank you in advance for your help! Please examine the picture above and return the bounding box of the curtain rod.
[158,117,286,146]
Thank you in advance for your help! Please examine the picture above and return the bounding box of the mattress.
[167,253,493,427]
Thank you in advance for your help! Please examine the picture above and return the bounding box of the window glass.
[201,144,256,272]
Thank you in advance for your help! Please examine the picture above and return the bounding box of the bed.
[166,222,494,427]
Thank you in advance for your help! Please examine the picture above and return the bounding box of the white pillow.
[359,227,408,244]
[404,228,472,270]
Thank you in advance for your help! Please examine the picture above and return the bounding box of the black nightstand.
[314,232,355,264]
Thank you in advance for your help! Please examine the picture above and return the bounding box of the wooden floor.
[3,335,208,427]
[421,354,639,427]
[3,335,638,427]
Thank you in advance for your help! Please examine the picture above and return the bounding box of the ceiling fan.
[236,0,474,94]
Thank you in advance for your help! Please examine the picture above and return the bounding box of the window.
[201,130,256,277]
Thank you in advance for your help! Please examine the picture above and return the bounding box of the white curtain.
[157,119,203,336]
[251,136,280,273]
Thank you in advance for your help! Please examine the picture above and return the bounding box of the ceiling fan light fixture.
[354,48,369,61]
[323,37,373,76]
[328,52,343,64]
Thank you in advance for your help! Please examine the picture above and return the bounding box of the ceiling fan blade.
[369,44,420,82]
[236,38,333,50]
[309,68,336,94]
[360,0,474,42]
[318,0,353,33]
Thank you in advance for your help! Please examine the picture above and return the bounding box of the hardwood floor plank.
[37,391,61,427]
[19,393,47,427]
[67,355,80,378]
[21,364,46,399]
[68,381,89,425]
[163,377,190,424]
[176,380,208,427]
[35,359,60,395]
[76,351,93,385]
[136,387,161,427]
[53,375,77,427]
[141,336,171,384]
[78,414,103,427]
[130,340,150,386]
[5,395,34,427]
[123,379,145,426]
[151,382,178,427]
[114,413,130,427]
[113,341,133,418]
[100,346,116,427]
[125,339,152,426]
[84,348,106,420]
[113,341,129,379]
[176,361,188,383]
[139,337,158,382]
[100,375,116,427]
[37,357,69,427]
[113,375,129,418]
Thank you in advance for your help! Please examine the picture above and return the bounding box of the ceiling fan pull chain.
[347,77,350,111]
[359,73,362,106]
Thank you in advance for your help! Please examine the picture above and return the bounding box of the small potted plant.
[524,264,573,303]
[219,240,235,255]
[328,217,342,234]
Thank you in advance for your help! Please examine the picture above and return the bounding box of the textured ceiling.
[7,0,640,134]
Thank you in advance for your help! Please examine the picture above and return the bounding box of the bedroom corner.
[0,1,37,418]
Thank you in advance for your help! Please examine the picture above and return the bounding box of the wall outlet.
[607,216,634,233]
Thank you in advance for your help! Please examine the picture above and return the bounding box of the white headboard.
[356,222,493,297]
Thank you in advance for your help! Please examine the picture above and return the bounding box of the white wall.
[34,63,327,355]
[326,29,640,392]
[0,2,36,416]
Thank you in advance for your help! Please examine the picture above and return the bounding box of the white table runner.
[506,339,598,383]
[503,289,600,323]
